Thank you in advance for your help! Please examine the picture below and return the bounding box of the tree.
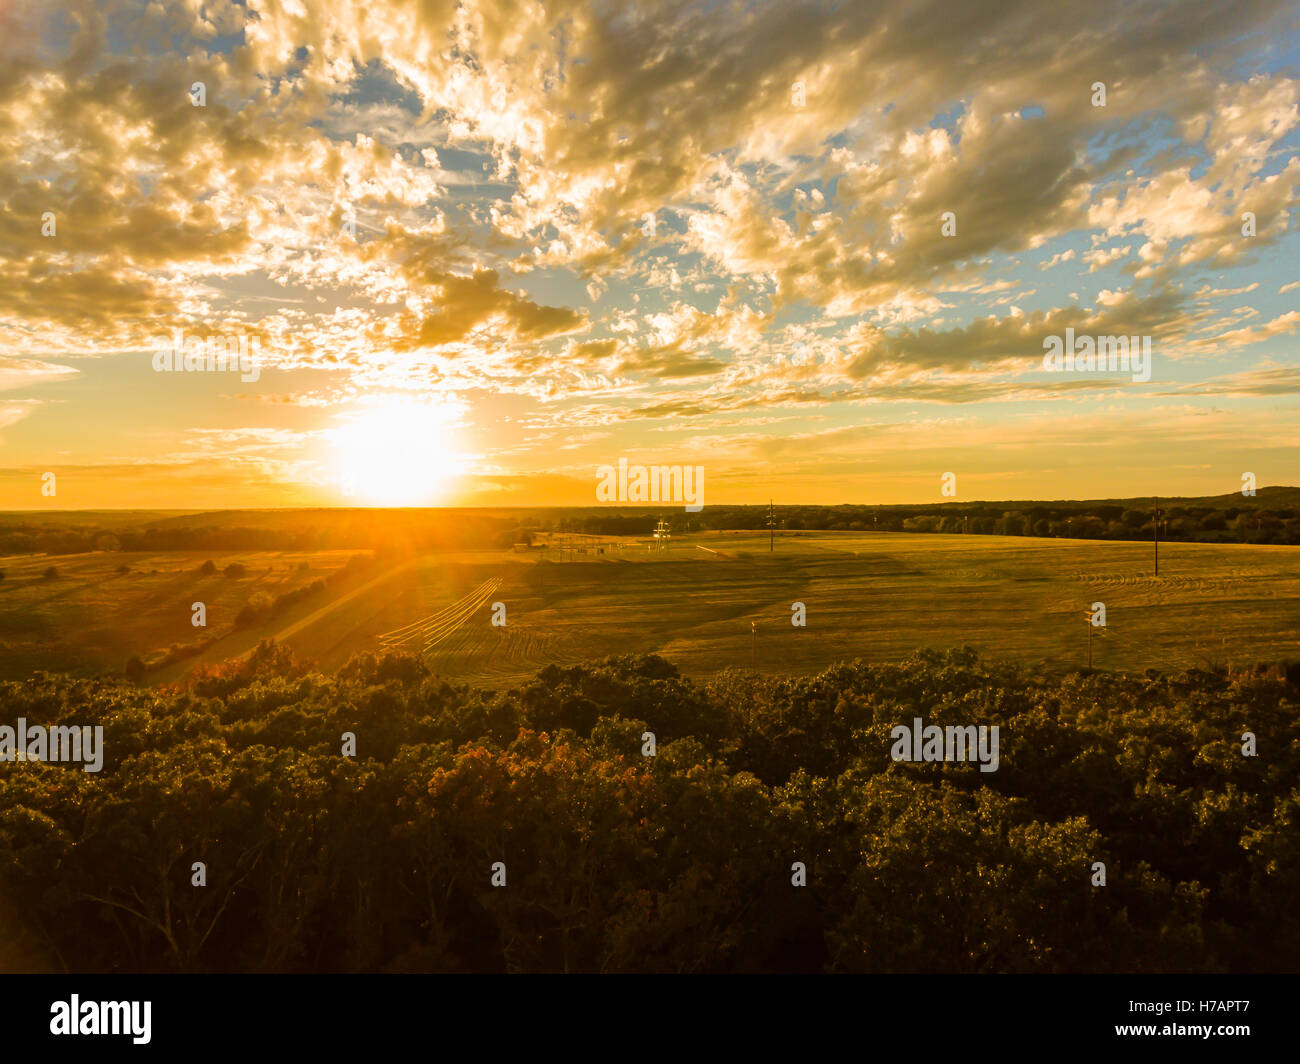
[999,512,1026,536]
[4,648,1294,973]
[235,591,274,627]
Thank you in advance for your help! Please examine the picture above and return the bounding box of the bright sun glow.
[332,402,460,506]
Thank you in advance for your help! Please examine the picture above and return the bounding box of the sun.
[331,401,460,506]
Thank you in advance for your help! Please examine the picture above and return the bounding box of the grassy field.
[0,549,366,678]
[0,530,1296,685]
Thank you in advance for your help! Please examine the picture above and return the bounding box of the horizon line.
[1,486,1296,515]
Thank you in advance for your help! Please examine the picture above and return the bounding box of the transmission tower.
[653,519,671,554]
[767,500,776,552]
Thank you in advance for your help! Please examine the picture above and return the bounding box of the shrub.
[235,591,274,627]
[158,642,204,666]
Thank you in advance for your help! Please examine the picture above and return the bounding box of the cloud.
[1217,311,1300,348]
[844,288,1190,379]
[390,268,588,349]
[2,0,1297,503]
[0,358,79,390]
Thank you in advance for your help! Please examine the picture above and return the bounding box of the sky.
[1,0,1298,509]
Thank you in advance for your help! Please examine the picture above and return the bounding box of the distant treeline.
[556,499,1300,545]
[2,647,1297,972]
[3,492,1297,554]
[0,513,526,556]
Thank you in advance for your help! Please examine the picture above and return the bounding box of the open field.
[0,530,1295,685]
[0,549,368,678]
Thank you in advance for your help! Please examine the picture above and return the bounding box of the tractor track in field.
[376,578,502,656]
[1068,570,1257,595]
[427,618,559,676]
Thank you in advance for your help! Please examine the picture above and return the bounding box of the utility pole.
[751,620,757,669]
[1153,496,1159,577]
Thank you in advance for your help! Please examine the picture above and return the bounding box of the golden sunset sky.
[1,0,1298,508]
